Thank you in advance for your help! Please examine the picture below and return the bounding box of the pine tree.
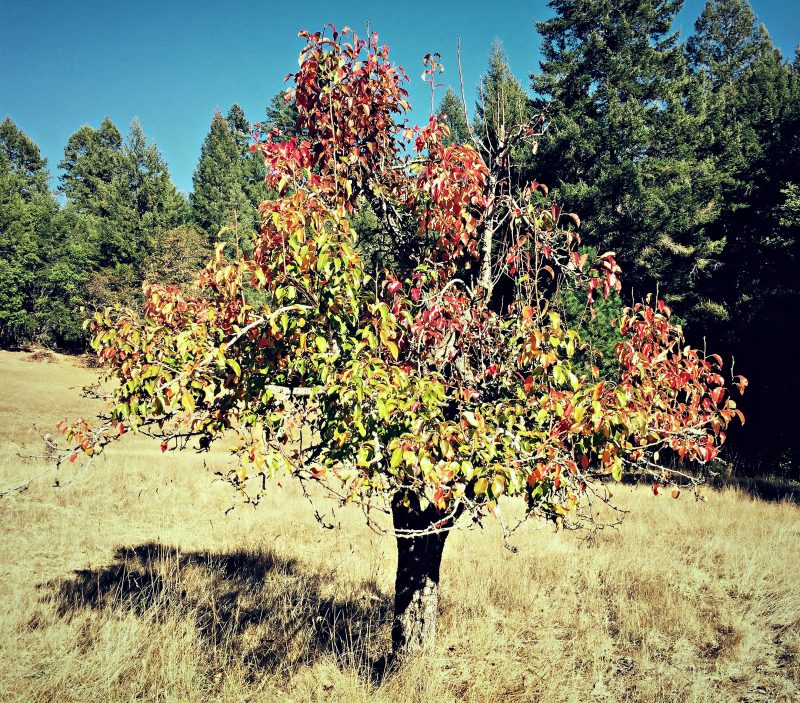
[265,90,300,135]
[0,117,48,197]
[0,119,51,345]
[103,119,187,267]
[84,120,190,309]
[191,106,262,247]
[59,118,122,217]
[0,146,43,344]
[226,104,266,222]
[437,87,470,146]
[0,119,92,347]
[686,0,800,475]
[531,0,723,321]
[476,42,533,165]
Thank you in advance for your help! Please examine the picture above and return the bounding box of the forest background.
[1,0,798,478]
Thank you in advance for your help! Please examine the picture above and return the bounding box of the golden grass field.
[0,349,798,703]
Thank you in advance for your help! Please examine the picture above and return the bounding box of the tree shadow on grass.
[41,542,392,676]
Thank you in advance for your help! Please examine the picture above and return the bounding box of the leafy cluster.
[62,26,745,533]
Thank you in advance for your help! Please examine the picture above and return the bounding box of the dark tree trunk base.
[390,493,450,657]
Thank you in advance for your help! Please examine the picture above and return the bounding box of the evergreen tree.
[84,120,190,308]
[0,119,94,347]
[686,0,800,474]
[0,119,51,345]
[226,104,266,219]
[476,42,533,165]
[686,0,771,89]
[34,204,100,348]
[102,119,187,268]
[191,106,262,246]
[0,117,48,197]
[59,118,122,217]
[0,148,43,344]
[437,87,471,145]
[265,90,300,134]
[531,0,724,321]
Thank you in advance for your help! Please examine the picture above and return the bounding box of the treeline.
[0,105,268,349]
[1,0,797,474]
[438,0,799,476]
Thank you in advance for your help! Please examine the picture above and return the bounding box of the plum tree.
[61,26,745,659]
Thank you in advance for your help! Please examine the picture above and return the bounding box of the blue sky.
[1,0,797,194]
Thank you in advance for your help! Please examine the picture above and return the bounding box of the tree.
[59,118,122,217]
[685,0,800,475]
[0,118,99,348]
[437,87,470,146]
[0,118,55,345]
[0,117,48,197]
[102,119,187,269]
[686,0,772,90]
[531,0,725,324]
[0,137,45,345]
[226,104,267,219]
[61,119,190,312]
[191,106,262,247]
[475,42,534,177]
[62,27,745,659]
[144,225,209,288]
[264,90,301,135]
[33,204,100,348]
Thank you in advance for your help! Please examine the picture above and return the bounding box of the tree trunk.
[390,493,450,657]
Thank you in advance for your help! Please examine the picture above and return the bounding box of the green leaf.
[390,446,403,469]
[612,456,623,482]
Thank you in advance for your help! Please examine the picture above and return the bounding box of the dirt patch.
[27,349,56,363]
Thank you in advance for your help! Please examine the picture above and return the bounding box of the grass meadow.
[0,349,798,702]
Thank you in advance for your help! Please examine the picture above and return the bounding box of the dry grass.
[0,349,798,702]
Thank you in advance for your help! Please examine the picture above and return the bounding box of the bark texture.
[390,493,450,656]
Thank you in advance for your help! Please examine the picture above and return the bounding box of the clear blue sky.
[1,0,797,194]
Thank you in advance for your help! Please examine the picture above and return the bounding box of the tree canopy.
[61,26,745,656]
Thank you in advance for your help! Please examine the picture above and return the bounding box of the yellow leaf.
[492,474,506,497]
[182,392,195,413]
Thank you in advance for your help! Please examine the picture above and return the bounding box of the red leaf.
[523,376,534,394]
[161,441,168,453]
[69,452,78,463]
[652,483,660,496]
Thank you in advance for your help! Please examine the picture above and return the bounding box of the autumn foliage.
[62,24,746,525]
[60,25,745,654]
